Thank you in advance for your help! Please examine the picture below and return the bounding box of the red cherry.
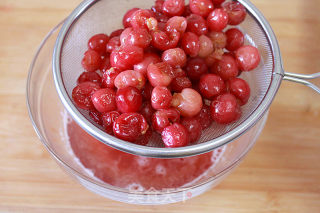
[235,45,261,71]
[206,8,228,32]
[225,28,244,51]
[210,93,241,124]
[151,30,180,51]
[152,108,180,133]
[162,48,187,68]
[116,86,142,113]
[110,45,144,71]
[72,82,100,110]
[134,53,161,77]
[91,88,117,113]
[165,16,187,34]
[189,0,214,17]
[120,27,152,49]
[199,74,225,99]
[226,78,250,105]
[222,1,247,25]
[162,123,189,148]
[181,117,202,143]
[151,86,173,110]
[195,104,212,129]
[198,35,214,58]
[185,57,208,81]
[101,111,120,134]
[81,50,102,72]
[181,32,200,57]
[101,67,121,89]
[147,62,174,87]
[171,88,203,117]
[113,113,149,143]
[130,9,153,29]
[114,70,146,90]
[123,8,139,28]
[88,34,109,55]
[186,14,208,36]
[106,36,121,53]
[77,71,101,85]
[211,55,239,80]
[162,0,185,16]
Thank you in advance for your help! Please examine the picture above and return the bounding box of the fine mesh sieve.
[53,0,320,158]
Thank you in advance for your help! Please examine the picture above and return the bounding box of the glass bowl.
[26,22,268,205]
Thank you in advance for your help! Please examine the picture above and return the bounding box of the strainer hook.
[283,72,320,94]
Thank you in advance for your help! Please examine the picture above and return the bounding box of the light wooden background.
[0,0,319,212]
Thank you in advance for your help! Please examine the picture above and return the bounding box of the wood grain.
[0,0,319,212]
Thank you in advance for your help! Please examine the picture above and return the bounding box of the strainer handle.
[283,72,320,94]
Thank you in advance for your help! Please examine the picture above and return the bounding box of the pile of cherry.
[72,0,261,148]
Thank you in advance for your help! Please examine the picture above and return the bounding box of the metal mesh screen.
[59,0,273,148]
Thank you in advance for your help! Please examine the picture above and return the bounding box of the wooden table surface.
[1,0,320,212]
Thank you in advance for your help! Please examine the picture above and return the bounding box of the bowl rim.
[26,21,268,194]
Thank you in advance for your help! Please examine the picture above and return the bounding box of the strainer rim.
[53,0,284,158]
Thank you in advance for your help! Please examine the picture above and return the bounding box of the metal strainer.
[53,0,320,158]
